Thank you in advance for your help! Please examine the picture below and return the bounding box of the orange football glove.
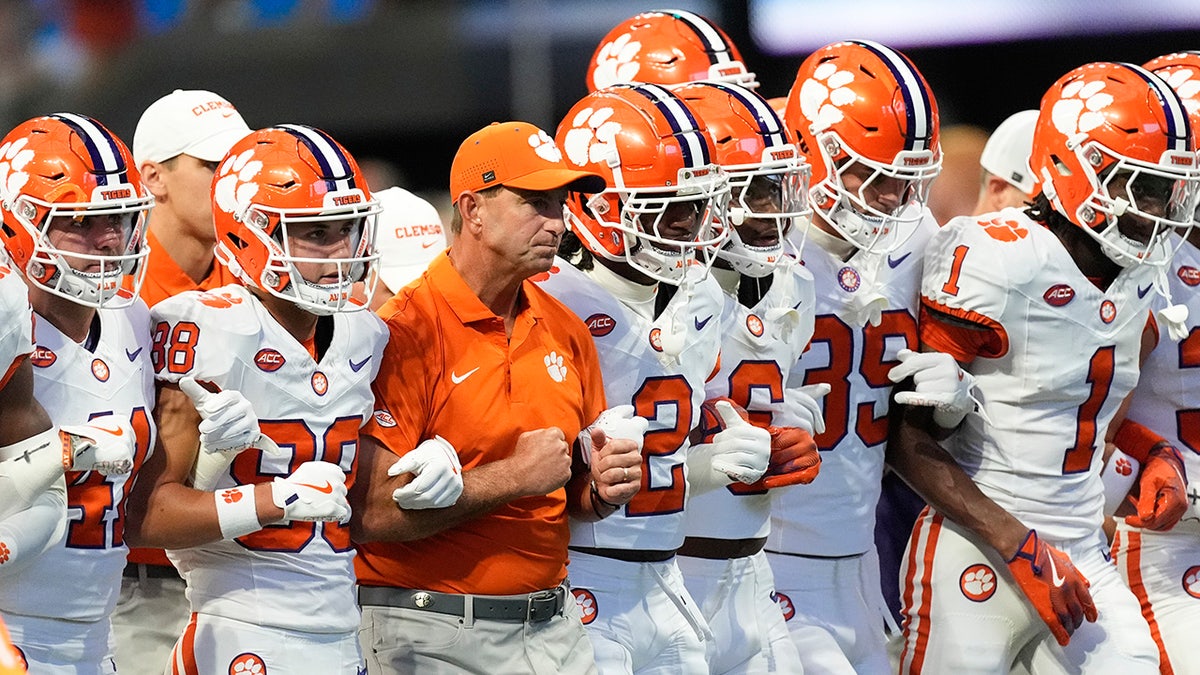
[1006,529,1096,646]
[1125,444,1188,531]
[759,426,820,488]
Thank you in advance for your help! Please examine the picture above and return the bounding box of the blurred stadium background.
[5,0,1200,205]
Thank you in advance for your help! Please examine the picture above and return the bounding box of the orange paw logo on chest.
[979,217,1028,242]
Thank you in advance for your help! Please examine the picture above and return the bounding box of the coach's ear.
[139,161,167,200]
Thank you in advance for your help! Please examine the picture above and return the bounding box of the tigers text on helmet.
[588,9,757,92]
[783,39,941,253]
[1031,61,1200,267]
[556,83,730,284]
[211,124,381,314]
[674,81,811,277]
[0,113,152,308]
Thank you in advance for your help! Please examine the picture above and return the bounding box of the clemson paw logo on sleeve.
[798,63,857,132]
[563,108,622,168]
[528,130,564,163]
[959,563,997,602]
[1052,78,1113,140]
[229,653,266,674]
[1114,456,1133,476]
[591,32,641,89]
[571,588,598,624]
[213,148,264,220]
[544,351,567,382]
[0,136,34,202]
[979,216,1029,242]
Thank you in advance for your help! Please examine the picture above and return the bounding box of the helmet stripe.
[50,113,128,187]
[276,124,357,193]
[663,10,734,65]
[628,83,713,167]
[850,40,935,153]
[1122,63,1192,152]
[705,82,789,148]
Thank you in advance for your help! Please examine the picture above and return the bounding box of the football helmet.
[783,40,941,252]
[674,81,811,277]
[0,113,151,308]
[557,83,730,284]
[212,124,380,314]
[588,9,757,92]
[1031,62,1200,266]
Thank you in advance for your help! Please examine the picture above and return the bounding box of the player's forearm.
[887,411,1029,559]
[353,458,533,542]
[127,480,282,549]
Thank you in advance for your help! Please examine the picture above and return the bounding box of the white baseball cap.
[979,109,1039,195]
[133,89,252,164]
[373,187,447,293]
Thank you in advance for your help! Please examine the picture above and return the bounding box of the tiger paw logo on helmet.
[798,63,857,131]
[563,108,622,167]
[213,149,264,221]
[528,130,563,163]
[592,32,642,90]
[0,136,33,202]
[1051,79,1113,139]
[1159,70,1200,114]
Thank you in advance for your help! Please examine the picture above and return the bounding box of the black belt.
[569,546,675,563]
[764,549,866,561]
[357,584,568,623]
[123,562,181,580]
[677,536,768,560]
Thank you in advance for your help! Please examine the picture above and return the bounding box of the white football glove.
[769,384,832,435]
[179,377,280,455]
[58,418,135,475]
[887,349,977,428]
[270,461,350,523]
[577,404,650,463]
[687,400,770,494]
[389,436,464,510]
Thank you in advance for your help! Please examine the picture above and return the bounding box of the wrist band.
[215,485,260,540]
[590,479,621,518]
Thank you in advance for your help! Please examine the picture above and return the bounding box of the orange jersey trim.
[356,252,607,595]
[919,298,1009,362]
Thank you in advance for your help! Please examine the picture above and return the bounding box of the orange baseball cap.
[449,121,606,204]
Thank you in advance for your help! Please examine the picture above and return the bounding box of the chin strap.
[1153,267,1190,342]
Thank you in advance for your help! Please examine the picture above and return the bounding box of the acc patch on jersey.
[373,409,397,428]
[773,591,795,621]
[585,313,616,337]
[254,348,286,372]
[959,563,997,602]
[1179,266,1200,287]
[229,652,266,674]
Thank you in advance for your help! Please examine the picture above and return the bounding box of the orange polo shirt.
[129,227,238,567]
[355,251,606,595]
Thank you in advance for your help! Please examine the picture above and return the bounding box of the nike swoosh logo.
[1047,552,1065,587]
[451,367,480,384]
[694,315,713,331]
[297,481,334,494]
[1138,284,1152,299]
[421,240,439,249]
[887,252,912,269]
[126,347,143,361]
[349,355,372,372]
[91,425,125,437]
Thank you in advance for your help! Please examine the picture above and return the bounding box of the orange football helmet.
[0,113,151,308]
[783,40,941,252]
[588,9,757,92]
[674,81,810,277]
[1031,62,1200,266]
[557,83,729,283]
[212,124,380,314]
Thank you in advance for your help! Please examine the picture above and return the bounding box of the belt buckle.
[526,588,560,623]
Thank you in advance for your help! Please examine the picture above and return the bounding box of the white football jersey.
[769,212,934,557]
[538,261,723,551]
[1125,234,1200,536]
[0,261,32,379]
[151,285,387,634]
[922,208,1152,542]
[685,261,816,540]
[0,302,156,622]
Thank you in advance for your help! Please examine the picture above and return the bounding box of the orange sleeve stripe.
[0,356,23,392]
[1113,419,1167,463]
[919,299,1009,361]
